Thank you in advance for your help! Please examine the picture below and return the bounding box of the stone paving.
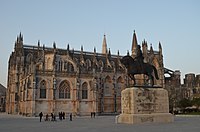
[0,113,200,132]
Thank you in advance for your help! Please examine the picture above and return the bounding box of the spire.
[102,34,107,54]
[43,44,45,50]
[150,44,154,54]
[53,41,56,49]
[38,40,40,47]
[92,47,98,67]
[19,32,23,42]
[108,48,111,55]
[159,41,162,55]
[14,32,24,55]
[117,50,123,68]
[131,30,138,57]
[52,42,57,54]
[141,40,148,63]
[67,44,70,50]
[37,40,40,56]
[142,39,148,56]
[66,44,70,55]
[16,32,23,44]
[159,41,162,51]
[127,50,130,56]
[80,45,84,64]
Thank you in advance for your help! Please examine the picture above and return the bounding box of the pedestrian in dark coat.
[70,113,72,121]
[39,112,43,122]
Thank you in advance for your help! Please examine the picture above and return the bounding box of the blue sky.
[0,0,200,86]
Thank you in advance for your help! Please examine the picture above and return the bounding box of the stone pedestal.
[116,87,174,124]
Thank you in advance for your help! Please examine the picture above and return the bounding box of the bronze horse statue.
[121,55,159,87]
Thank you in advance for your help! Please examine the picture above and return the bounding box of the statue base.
[116,113,173,124]
[116,87,174,124]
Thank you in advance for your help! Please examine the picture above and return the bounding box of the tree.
[178,98,192,110]
[192,98,200,109]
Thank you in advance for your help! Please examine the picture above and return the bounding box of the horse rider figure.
[121,45,159,87]
[135,45,144,71]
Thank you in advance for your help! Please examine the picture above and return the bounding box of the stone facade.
[6,32,164,116]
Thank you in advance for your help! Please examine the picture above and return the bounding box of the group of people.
[58,112,65,120]
[91,112,96,118]
[39,112,73,122]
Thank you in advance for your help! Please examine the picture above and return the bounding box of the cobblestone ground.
[1,113,200,132]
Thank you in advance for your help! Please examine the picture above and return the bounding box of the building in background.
[164,69,182,112]
[165,69,200,113]
[182,73,200,99]
[6,31,164,116]
[0,84,6,112]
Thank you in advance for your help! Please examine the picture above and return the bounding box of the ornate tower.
[102,34,107,54]
[131,30,138,58]
[14,32,24,56]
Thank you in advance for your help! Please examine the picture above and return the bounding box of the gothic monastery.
[6,31,164,116]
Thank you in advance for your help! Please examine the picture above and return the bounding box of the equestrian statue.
[121,45,159,87]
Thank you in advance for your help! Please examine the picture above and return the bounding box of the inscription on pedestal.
[121,88,169,114]
[141,116,154,122]
[136,89,157,113]
[116,87,174,124]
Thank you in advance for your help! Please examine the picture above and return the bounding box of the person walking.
[63,112,65,120]
[91,112,93,118]
[39,112,43,122]
[51,113,54,121]
[69,113,72,121]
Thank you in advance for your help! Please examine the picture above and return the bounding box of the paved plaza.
[0,113,200,132]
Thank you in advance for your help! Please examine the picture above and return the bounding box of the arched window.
[26,53,33,64]
[117,76,123,96]
[105,76,112,96]
[111,61,115,69]
[64,61,68,71]
[59,81,70,99]
[68,63,74,72]
[26,54,33,73]
[99,60,104,67]
[99,60,104,71]
[105,76,112,83]
[40,80,46,98]
[82,82,88,99]
[117,76,123,83]
[86,59,91,70]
